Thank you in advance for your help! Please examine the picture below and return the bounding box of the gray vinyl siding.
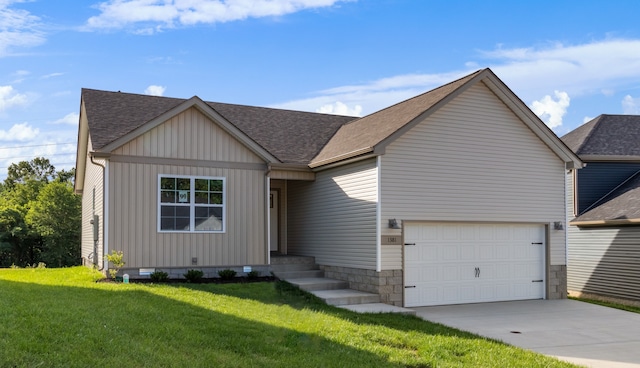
[576,162,640,214]
[567,225,640,301]
[381,82,567,266]
[80,137,104,266]
[288,158,378,269]
[107,106,267,268]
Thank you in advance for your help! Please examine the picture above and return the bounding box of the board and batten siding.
[380,82,567,266]
[112,107,264,164]
[80,137,105,266]
[288,158,378,269]
[567,225,640,301]
[107,106,267,268]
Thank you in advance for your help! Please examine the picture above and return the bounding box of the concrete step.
[338,303,416,315]
[271,263,320,272]
[311,289,380,306]
[270,255,316,265]
[274,269,324,279]
[286,277,349,291]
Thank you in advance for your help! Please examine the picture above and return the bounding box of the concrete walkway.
[413,299,640,368]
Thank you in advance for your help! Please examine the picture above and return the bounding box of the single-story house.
[562,115,640,302]
[74,68,582,307]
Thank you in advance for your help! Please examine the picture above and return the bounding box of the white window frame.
[157,174,226,233]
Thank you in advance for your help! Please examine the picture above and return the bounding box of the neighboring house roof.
[562,114,640,226]
[572,170,640,226]
[562,114,640,159]
[82,88,355,164]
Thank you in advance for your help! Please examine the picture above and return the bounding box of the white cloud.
[622,95,640,114]
[316,101,362,116]
[51,112,79,125]
[144,85,166,96]
[41,72,64,79]
[0,85,28,111]
[583,116,595,124]
[530,91,570,129]
[0,1,45,56]
[0,122,39,141]
[86,0,350,32]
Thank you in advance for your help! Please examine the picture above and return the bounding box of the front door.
[270,190,279,252]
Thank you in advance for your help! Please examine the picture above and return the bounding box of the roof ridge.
[576,114,606,154]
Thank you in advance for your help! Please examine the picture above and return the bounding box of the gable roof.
[82,88,355,164]
[79,68,582,172]
[561,114,640,159]
[571,169,640,226]
[310,68,582,169]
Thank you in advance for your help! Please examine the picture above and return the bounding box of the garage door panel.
[405,223,545,307]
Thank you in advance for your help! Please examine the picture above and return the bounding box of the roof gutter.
[571,218,640,227]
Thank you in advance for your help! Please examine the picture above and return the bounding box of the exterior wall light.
[388,219,400,229]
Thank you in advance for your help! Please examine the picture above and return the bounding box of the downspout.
[376,156,382,273]
[89,155,106,271]
[265,164,271,265]
[564,168,569,266]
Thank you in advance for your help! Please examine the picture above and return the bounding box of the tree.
[5,157,56,188]
[26,181,81,267]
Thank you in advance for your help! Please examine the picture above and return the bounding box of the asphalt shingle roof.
[311,70,483,166]
[572,170,640,223]
[562,114,640,224]
[82,88,356,164]
[562,114,640,156]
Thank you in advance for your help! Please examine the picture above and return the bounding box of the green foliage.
[184,269,204,283]
[0,159,80,268]
[105,250,125,279]
[4,157,56,189]
[247,270,261,279]
[150,270,169,282]
[25,181,81,267]
[217,269,237,280]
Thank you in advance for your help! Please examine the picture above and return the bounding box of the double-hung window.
[158,175,225,232]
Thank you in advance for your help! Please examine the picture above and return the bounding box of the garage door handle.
[404,285,416,288]
[531,242,543,245]
[532,280,543,283]
[404,243,416,246]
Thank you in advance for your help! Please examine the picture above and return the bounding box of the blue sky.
[2,0,640,180]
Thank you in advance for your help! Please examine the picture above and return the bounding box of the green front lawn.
[0,267,577,367]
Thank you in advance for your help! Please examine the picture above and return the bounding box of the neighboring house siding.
[380,82,567,266]
[107,107,267,268]
[567,225,640,301]
[112,107,264,164]
[576,162,640,214]
[80,137,104,266]
[288,158,378,269]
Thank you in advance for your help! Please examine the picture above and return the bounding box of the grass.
[0,267,578,368]
[571,296,640,314]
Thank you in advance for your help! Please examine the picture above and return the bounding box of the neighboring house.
[74,68,582,307]
[562,115,640,302]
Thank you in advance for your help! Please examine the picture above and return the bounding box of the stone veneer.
[548,265,567,299]
[320,265,404,307]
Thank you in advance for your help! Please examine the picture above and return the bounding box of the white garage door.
[404,223,545,307]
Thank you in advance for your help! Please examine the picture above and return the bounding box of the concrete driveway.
[413,299,640,368]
